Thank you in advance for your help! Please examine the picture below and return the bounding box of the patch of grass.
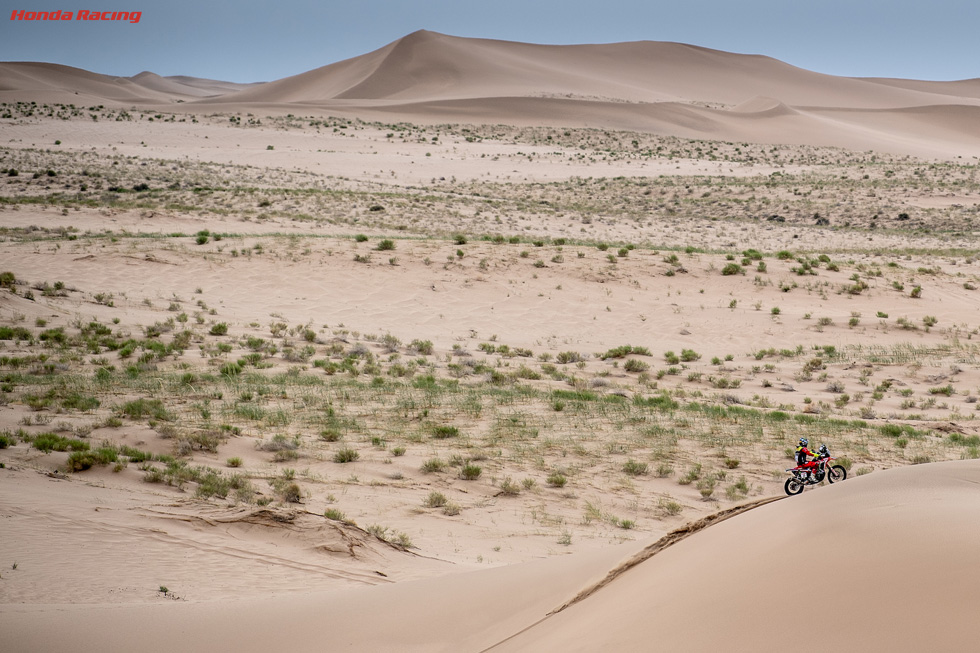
[31,432,89,453]
[678,463,702,485]
[324,508,350,523]
[118,398,173,421]
[66,446,118,472]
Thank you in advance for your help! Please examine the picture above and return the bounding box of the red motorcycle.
[785,453,846,495]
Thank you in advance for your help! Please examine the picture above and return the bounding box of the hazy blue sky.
[1,0,977,83]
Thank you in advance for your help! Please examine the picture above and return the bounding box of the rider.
[795,438,820,478]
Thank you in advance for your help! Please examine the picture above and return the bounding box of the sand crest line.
[481,495,785,653]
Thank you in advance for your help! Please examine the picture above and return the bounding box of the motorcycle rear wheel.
[785,477,805,495]
[827,465,847,483]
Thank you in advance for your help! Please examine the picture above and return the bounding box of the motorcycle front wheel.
[785,477,805,495]
[827,465,847,483]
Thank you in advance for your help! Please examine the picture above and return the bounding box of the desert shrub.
[61,393,100,412]
[633,393,678,411]
[680,349,701,362]
[195,468,233,499]
[622,459,649,476]
[725,476,750,500]
[498,477,521,495]
[659,497,682,516]
[655,462,674,477]
[424,491,448,508]
[118,446,152,463]
[319,428,342,442]
[333,447,359,463]
[420,458,445,473]
[721,263,744,276]
[226,457,243,468]
[555,351,584,364]
[697,475,717,499]
[678,463,702,485]
[460,464,482,480]
[826,380,846,393]
[279,482,302,503]
[601,345,651,359]
[376,239,396,251]
[546,472,567,487]
[258,434,298,453]
[324,508,348,522]
[66,446,118,472]
[118,398,172,421]
[431,425,460,439]
[32,432,89,453]
[408,339,434,355]
[220,362,243,377]
[624,359,649,373]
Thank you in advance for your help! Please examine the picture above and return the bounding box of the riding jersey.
[795,445,817,466]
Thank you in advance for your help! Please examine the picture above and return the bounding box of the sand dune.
[492,460,980,651]
[5,461,977,651]
[220,30,980,110]
[2,30,978,159]
[127,71,256,98]
[4,30,977,157]
[0,62,181,104]
[0,62,251,105]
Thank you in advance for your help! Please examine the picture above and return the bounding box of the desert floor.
[2,98,980,650]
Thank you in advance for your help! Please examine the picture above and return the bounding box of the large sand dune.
[4,461,978,651]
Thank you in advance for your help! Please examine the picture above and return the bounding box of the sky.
[1,0,978,83]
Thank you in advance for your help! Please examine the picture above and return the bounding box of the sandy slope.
[491,460,980,652]
[4,462,978,652]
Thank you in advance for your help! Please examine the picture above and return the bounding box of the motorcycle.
[784,454,846,495]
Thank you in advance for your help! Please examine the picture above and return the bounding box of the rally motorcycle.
[784,453,846,495]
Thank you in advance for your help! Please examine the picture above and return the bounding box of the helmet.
[818,444,828,454]
[799,438,808,447]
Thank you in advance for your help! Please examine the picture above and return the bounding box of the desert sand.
[2,31,979,651]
